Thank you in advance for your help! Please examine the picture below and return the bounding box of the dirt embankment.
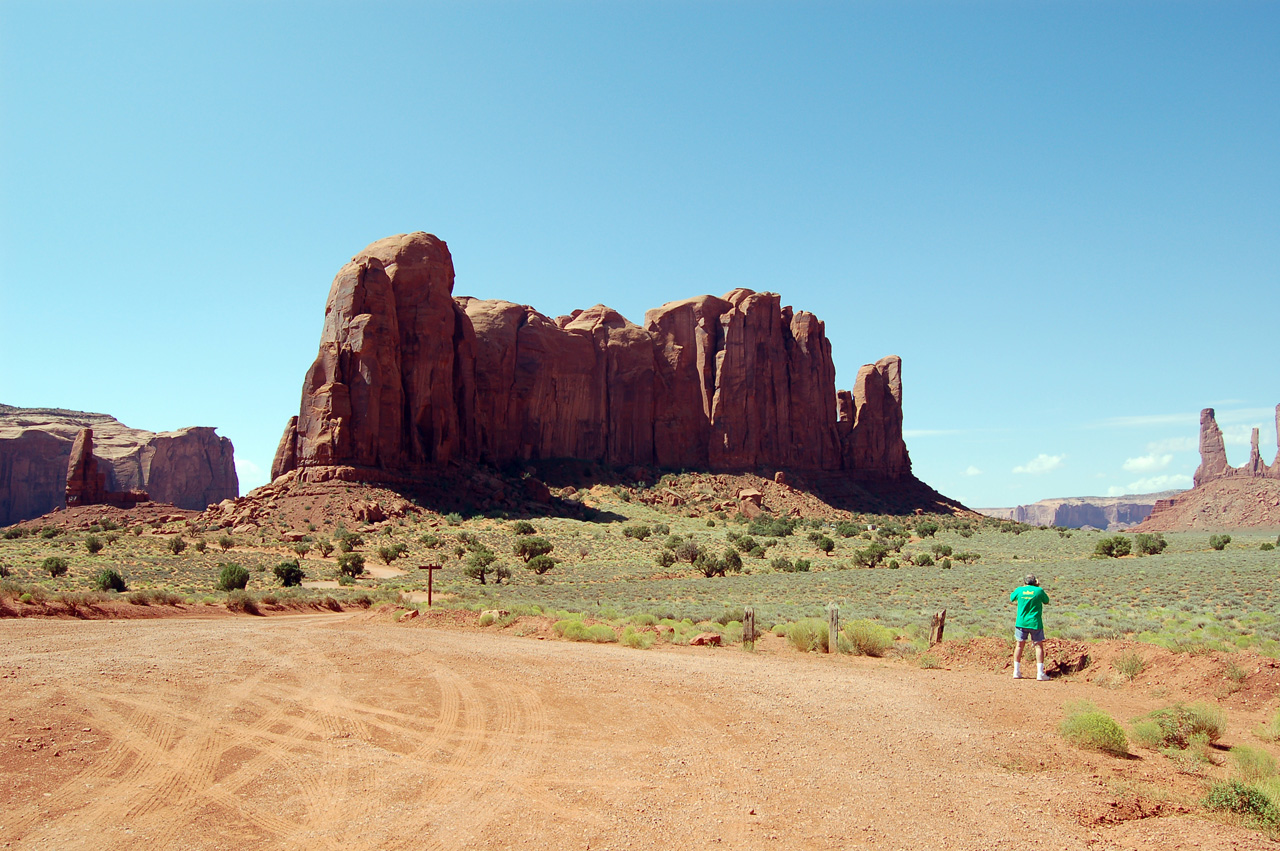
[1,613,1276,850]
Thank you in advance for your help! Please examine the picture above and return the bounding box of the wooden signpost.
[418,563,443,607]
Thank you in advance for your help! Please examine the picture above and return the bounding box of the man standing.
[1011,574,1050,681]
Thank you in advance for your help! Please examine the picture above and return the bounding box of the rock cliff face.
[976,493,1180,530]
[0,405,238,525]
[1193,406,1280,486]
[273,232,929,498]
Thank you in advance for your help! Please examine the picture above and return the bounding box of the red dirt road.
[0,614,1271,850]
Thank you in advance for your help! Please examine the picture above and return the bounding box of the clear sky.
[2,1,1276,508]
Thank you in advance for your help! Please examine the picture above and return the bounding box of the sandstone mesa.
[271,232,949,510]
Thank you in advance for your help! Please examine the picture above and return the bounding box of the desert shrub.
[513,536,553,562]
[792,558,811,572]
[168,536,187,555]
[623,524,652,541]
[747,516,795,538]
[218,535,235,552]
[674,539,702,563]
[464,547,496,583]
[954,551,981,564]
[1060,703,1129,757]
[1133,532,1167,555]
[654,549,677,568]
[217,563,250,591]
[1203,780,1280,827]
[273,559,305,587]
[1232,745,1279,784]
[0,564,11,578]
[915,521,939,537]
[1209,534,1232,551]
[834,521,862,538]
[1263,543,1276,551]
[337,531,363,552]
[940,557,952,569]
[813,535,835,554]
[931,543,953,558]
[1094,536,1131,558]
[621,625,655,649]
[886,559,900,569]
[721,548,743,573]
[651,522,670,535]
[732,535,759,553]
[293,542,311,557]
[1256,709,1280,742]
[511,520,536,535]
[192,539,207,553]
[84,535,103,554]
[2,527,26,540]
[126,590,152,606]
[43,556,69,578]
[525,554,556,575]
[225,589,259,615]
[337,552,366,578]
[316,540,334,557]
[785,618,828,652]
[444,512,463,526]
[851,542,889,568]
[419,533,441,548]
[912,553,934,567]
[695,552,724,577]
[40,527,61,539]
[747,545,765,559]
[843,619,893,656]
[1132,703,1226,749]
[554,620,616,643]
[770,556,793,572]
[377,542,408,564]
[93,568,127,592]
[1113,651,1145,681]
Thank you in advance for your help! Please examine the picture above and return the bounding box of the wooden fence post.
[828,604,839,654]
[929,608,947,646]
[743,607,755,650]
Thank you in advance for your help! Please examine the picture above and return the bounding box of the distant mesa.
[976,493,1183,531]
[271,232,960,513]
[1138,405,1280,531]
[0,404,238,526]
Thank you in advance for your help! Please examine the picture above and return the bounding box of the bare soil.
[1,612,1276,850]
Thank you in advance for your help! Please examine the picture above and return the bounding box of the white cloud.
[234,457,268,493]
[1222,424,1261,447]
[1122,453,1172,473]
[1122,474,1193,494]
[1146,436,1196,453]
[961,465,982,476]
[1106,485,1127,497]
[1012,453,1064,475]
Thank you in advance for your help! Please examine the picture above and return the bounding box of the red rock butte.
[271,232,957,510]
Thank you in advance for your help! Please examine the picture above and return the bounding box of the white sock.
[1013,663,1021,677]
[1037,663,1045,676]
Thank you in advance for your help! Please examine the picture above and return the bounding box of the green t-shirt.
[1011,584,1049,630]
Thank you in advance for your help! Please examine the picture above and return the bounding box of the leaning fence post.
[929,608,947,646]
[743,607,755,650]
[828,603,839,653]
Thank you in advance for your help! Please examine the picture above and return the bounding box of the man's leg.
[1034,640,1048,680]
[1013,638,1026,678]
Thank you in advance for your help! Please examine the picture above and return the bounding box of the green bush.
[464,547,496,583]
[770,556,793,572]
[316,539,334,557]
[1132,702,1226,749]
[843,619,893,656]
[1060,703,1129,756]
[747,516,796,538]
[931,543,953,558]
[525,554,556,575]
[1203,780,1280,827]
[337,552,366,578]
[84,535,103,554]
[1256,708,1280,742]
[814,535,835,553]
[444,512,463,526]
[1262,543,1276,551]
[419,533,441,548]
[1133,533,1167,555]
[511,520,536,535]
[1231,745,1279,784]
[293,542,311,557]
[42,556,69,578]
[337,531,363,552]
[654,549,676,568]
[218,563,250,591]
[193,539,207,553]
[1094,536,1131,558]
[852,542,889,568]
[912,553,934,567]
[1209,534,1232,551]
[513,536,554,562]
[273,559,305,587]
[785,618,829,652]
[40,527,61,539]
[218,535,235,552]
[168,536,187,555]
[623,524,652,541]
[226,589,259,615]
[792,558,811,572]
[1113,651,1145,681]
[94,568,127,592]
[377,542,408,564]
[554,619,617,643]
[621,625,655,649]
[954,551,981,563]
[915,521,939,537]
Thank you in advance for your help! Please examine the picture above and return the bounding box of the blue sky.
[2,1,1276,508]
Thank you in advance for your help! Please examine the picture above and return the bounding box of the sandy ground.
[0,614,1273,851]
